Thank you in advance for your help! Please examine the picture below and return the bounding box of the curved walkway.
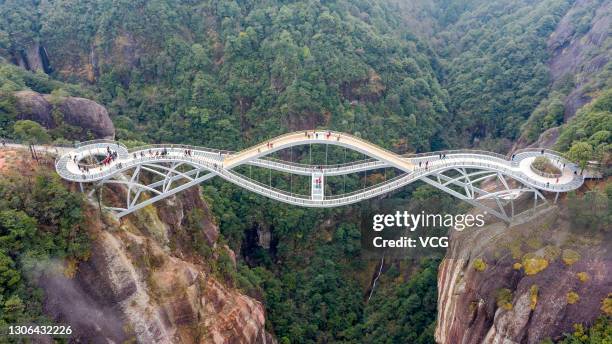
[50,131,584,208]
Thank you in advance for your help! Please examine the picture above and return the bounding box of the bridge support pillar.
[311,172,324,200]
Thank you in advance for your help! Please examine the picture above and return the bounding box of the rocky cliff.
[547,0,611,121]
[14,90,115,140]
[515,0,610,150]
[5,155,274,343]
[435,192,611,343]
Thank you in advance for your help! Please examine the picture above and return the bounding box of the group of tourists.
[74,146,118,174]
[416,153,447,170]
[138,148,169,158]
[304,131,341,141]
[258,142,274,153]
[102,150,118,165]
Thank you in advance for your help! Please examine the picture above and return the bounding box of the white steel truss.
[52,131,582,222]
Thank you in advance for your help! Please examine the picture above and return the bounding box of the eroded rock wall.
[40,185,273,343]
[435,206,611,344]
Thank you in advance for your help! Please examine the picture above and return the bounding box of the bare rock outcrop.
[435,205,611,344]
[14,90,115,139]
[13,90,54,127]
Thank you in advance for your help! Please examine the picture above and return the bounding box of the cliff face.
[514,0,610,150]
[12,42,53,74]
[40,184,273,343]
[435,202,611,344]
[547,0,611,121]
[14,90,115,139]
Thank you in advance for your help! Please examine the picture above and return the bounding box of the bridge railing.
[324,173,412,201]
[128,143,234,156]
[75,139,127,149]
[252,157,384,173]
[54,150,585,208]
[55,142,129,170]
[404,149,508,161]
[530,164,563,179]
[513,148,576,167]
[226,130,410,167]
[327,130,405,160]
[57,145,584,193]
[227,157,584,206]
[61,135,578,175]
[53,134,585,197]
[324,158,583,200]
[220,169,312,200]
[227,131,304,159]
[255,149,510,171]
[57,149,216,181]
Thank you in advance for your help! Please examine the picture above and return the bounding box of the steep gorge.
[1,0,610,342]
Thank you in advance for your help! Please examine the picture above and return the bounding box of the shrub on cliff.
[473,258,487,272]
[522,253,549,275]
[13,120,51,144]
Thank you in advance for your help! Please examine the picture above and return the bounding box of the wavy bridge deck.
[47,130,583,220]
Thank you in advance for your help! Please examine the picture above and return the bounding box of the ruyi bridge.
[52,131,584,221]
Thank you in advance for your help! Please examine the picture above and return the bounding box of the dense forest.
[0,0,610,342]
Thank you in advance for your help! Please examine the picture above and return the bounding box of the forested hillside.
[0,0,610,343]
[1,0,451,152]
